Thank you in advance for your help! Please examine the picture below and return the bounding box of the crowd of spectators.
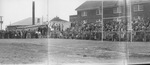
[39,16,150,42]
[0,26,48,39]
[48,20,130,41]
[49,22,102,40]
[2,16,150,42]
[132,16,150,41]
[41,17,150,42]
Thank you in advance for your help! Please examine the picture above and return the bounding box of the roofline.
[11,17,41,25]
[75,0,150,11]
[16,24,48,29]
[50,20,69,22]
[7,25,29,27]
[75,7,100,11]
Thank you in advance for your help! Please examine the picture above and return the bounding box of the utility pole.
[32,1,35,25]
[101,0,103,42]
[47,0,49,22]
[124,0,128,65]
[0,16,3,30]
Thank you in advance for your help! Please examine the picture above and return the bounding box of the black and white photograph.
[0,0,48,64]
[0,0,150,65]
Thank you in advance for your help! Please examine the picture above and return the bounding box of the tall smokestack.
[32,1,35,25]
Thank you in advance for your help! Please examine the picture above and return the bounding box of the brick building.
[69,0,150,41]
[70,0,150,28]
[70,1,120,24]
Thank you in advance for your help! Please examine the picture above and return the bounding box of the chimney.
[32,1,35,25]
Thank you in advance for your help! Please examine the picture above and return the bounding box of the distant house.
[11,17,43,25]
[49,17,71,31]
[6,17,46,31]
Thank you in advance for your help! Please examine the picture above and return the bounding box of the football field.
[0,39,48,64]
[48,39,150,65]
[0,39,150,65]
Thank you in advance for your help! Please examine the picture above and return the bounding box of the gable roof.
[76,0,119,11]
[131,0,150,4]
[75,0,150,11]
[76,1,102,11]
[11,17,42,26]
[50,17,68,22]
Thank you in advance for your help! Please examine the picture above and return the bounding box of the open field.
[48,39,150,65]
[48,39,125,65]
[128,42,150,64]
[0,39,150,65]
[0,39,48,64]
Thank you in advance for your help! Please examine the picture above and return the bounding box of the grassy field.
[48,39,150,65]
[48,39,126,65]
[0,39,150,65]
[128,42,150,64]
[0,39,48,64]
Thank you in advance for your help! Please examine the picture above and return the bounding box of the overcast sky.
[0,0,86,29]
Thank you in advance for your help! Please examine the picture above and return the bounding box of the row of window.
[81,7,122,17]
[81,19,101,24]
[81,17,123,24]
[81,16,145,24]
[133,4,143,12]
[81,4,144,17]
[81,9,102,16]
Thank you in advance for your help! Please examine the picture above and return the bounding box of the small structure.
[49,16,71,31]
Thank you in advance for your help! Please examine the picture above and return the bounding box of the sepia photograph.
[0,0,150,65]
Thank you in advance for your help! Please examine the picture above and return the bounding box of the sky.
[0,0,86,29]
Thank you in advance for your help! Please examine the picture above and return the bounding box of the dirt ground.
[0,39,48,64]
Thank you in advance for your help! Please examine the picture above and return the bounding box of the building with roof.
[6,16,70,31]
[6,17,45,31]
[70,0,124,31]
[49,16,71,31]
[69,0,150,41]
[6,1,48,31]
[70,0,150,31]
[11,17,42,26]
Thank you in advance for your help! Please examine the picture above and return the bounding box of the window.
[96,9,102,15]
[113,7,122,13]
[133,5,138,11]
[81,11,87,16]
[133,4,143,12]
[96,19,101,22]
[139,5,144,11]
